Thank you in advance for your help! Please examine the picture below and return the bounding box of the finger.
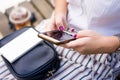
[62,38,86,48]
[50,18,58,30]
[74,47,85,54]
[55,16,66,31]
[68,28,75,32]
[56,20,64,31]
[63,18,68,30]
[57,20,68,31]
[60,42,83,53]
[76,30,99,38]
[46,19,57,31]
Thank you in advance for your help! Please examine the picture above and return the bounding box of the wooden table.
[0,0,54,37]
[0,32,3,39]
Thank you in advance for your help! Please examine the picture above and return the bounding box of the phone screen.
[43,30,75,42]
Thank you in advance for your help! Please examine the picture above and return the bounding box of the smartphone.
[38,30,76,45]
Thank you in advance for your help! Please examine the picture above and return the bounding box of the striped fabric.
[0,56,16,80]
[47,45,120,80]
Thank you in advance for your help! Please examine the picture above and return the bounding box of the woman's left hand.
[62,30,119,54]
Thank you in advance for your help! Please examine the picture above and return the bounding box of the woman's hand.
[46,0,68,31]
[55,13,68,30]
[46,12,67,31]
[62,30,119,54]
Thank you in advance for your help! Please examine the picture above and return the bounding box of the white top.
[67,0,120,36]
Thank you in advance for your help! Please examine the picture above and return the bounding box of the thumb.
[76,30,93,38]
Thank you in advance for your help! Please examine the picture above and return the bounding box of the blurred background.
[0,0,28,13]
[0,0,54,39]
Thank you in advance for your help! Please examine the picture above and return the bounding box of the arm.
[46,0,68,31]
[54,0,68,29]
[55,0,68,16]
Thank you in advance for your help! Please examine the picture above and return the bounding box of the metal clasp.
[46,69,55,77]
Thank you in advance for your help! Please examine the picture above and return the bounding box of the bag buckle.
[46,68,56,77]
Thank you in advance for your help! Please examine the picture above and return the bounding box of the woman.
[46,0,120,80]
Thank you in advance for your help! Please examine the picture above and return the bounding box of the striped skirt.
[47,45,120,80]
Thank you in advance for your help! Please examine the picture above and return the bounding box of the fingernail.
[69,28,74,32]
[71,28,75,32]
[74,34,77,39]
[59,26,64,31]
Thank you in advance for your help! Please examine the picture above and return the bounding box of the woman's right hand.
[47,0,68,31]
[47,12,67,31]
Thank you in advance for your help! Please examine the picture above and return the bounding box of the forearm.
[101,36,120,53]
[54,0,68,17]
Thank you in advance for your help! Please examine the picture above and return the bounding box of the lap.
[0,20,119,80]
[48,45,120,80]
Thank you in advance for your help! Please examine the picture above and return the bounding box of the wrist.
[113,36,120,53]
[103,36,120,53]
[54,13,66,19]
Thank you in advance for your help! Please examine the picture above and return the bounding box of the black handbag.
[0,27,60,80]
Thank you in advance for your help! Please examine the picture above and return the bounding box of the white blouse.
[67,0,120,36]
